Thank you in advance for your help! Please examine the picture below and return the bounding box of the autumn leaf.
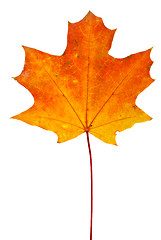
[12,11,154,145]
[11,11,154,240]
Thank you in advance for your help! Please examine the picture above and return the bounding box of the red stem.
[86,131,93,240]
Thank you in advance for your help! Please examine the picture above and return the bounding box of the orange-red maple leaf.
[12,11,154,145]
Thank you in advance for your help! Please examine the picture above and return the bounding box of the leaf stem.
[86,131,93,240]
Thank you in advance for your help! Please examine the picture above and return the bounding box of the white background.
[0,0,161,240]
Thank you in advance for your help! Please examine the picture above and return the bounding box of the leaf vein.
[33,54,85,130]
[37,117,84,129]
[90,116,136,129]
[89,67,134,127]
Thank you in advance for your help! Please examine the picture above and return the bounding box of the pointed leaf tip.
[10,116,16,119]
[85,10,96,19]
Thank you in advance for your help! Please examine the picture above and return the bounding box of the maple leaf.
[12,11,154,145]
[11,11,155,240]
